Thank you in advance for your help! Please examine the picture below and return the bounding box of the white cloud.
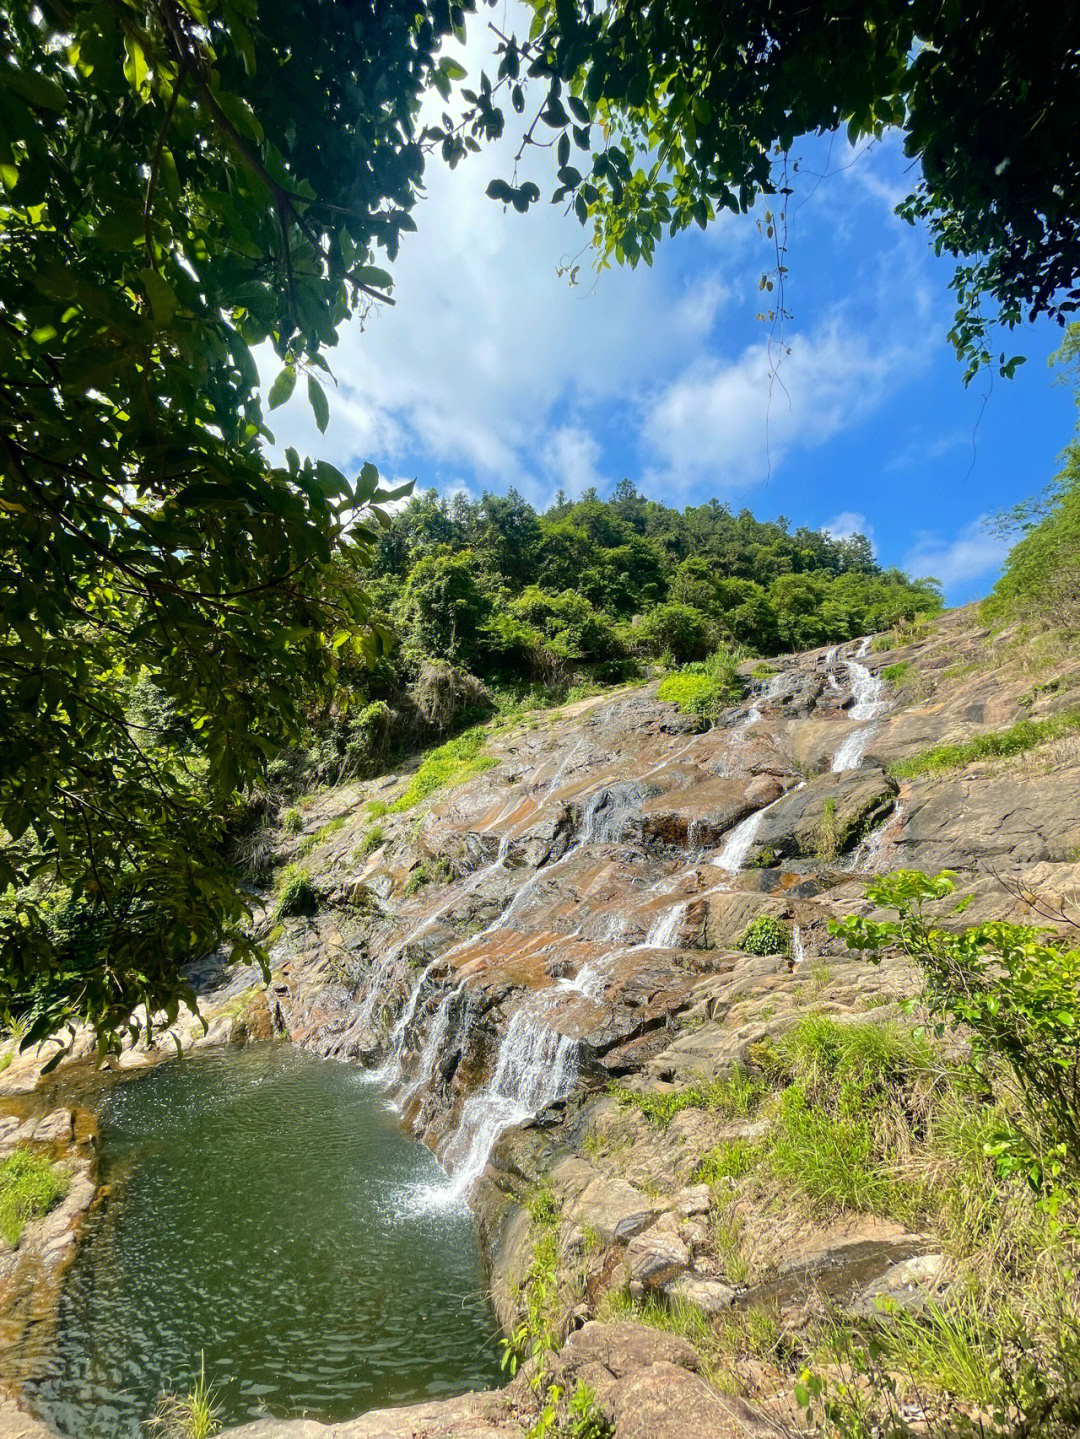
[260,1,732,506]
[640,317,924,489]
[822,510,878,555]
[541,426,607,498]
[904,516,1011,589]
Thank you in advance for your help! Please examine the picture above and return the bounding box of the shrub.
[272,865,320,920]
[0,1149,70,1247]
[833,869,1080,1190]
[408,660,493,735]
[635,602,716,663]
[656,645,742,724]
[283,807,302,835]
[739,915,792,956]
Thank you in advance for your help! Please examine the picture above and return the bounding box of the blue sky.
[266,9,1077,607]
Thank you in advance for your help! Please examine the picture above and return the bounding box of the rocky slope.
[3,606,1080,1438]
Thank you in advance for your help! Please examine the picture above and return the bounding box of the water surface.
[23,1045,500,1437]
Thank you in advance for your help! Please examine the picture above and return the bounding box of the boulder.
[624,1218,690,1295]
[751,769,897,863]
[664,1271,737,1313]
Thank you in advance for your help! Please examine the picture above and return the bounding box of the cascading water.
[746,669,783,725]
[370,958,440,1090]
[844,801,905,873]
[831,645,885,773]
[792,924,806,963]
[440,1004,579,1199]
[647,899,688,949]
[398,980,469,1107]
[713,808,767,871]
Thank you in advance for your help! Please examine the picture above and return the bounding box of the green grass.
[0,1051,12,1074]
[610,1066,766,1128]
[890,709,1080,779]
[272,864,320,920]
[364,799,390,819]
[0,1149,70,1247]
[882,660,912,684]
[149,1354,221,1438]
[388,727,497,813]
[356,825,384,858]
[282,806,302,834]
[692,1138,762,1184]
[297,815,345,855]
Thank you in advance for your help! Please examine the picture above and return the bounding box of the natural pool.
[22,1045,502,1437]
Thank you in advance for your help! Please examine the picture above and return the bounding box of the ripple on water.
[20,1045,501,1438]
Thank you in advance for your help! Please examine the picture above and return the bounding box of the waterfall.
[746,670,783,726]
[397,979,468,1107]
[357,833,515,1028]
[792,924,806,963]
[825,646,838,666]
[647,899,687,949]
[369,958,440,1089]
[831,651,885,773]
[844,801,905,874]
[538,735,585,801]
[441,1005,579,1199]
[856,635,872,658]
[713,807,767,872]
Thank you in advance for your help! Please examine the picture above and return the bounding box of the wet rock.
[848,1252,946,1318]
[624,1217,690,1294]
[664,1271,737,1312]
[751,768,897,862]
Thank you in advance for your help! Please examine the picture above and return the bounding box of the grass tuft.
[0,1148,70,1247]
[148,1355,221,1439]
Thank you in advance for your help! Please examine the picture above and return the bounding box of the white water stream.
[831,640,886,773]
[439,1003,580,1199]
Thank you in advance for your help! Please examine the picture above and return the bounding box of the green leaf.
[0,67,67,112]
[268,365,297,409]
[139,269,179,325]
[307,374,330,433]
[351,265,393,291]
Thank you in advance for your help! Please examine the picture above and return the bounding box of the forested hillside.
[297,485,938,783]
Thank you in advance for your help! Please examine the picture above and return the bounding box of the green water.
[23,1045,501,1437]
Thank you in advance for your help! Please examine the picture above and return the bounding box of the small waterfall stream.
[831,641,885,772]
[440,1004,579,1199]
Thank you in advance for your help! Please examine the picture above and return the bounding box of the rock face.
[0,1106,97,1417]
[4,607,1079,1438]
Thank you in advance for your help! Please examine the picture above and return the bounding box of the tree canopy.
[0,0,445,1051]
[452,0,1080,379]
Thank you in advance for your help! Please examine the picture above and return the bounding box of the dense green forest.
[293,484,939,784]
